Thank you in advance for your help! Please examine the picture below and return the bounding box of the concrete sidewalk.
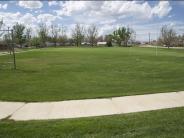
[0,91,184,121]
[0,49,38,56]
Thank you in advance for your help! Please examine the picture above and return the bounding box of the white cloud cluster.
[0,11,59,36]
[56,1,88,16]
[54,1,172,39]
[18,1,43,9]
[0,1,176,41]
[0,4,8,10]
[48,1,58,7]
[37,13,57,25]
[56,1,172,20]
[99,19,116,25]
[19,13,37,25]
[152,1,172,18]
[0,12,21,27]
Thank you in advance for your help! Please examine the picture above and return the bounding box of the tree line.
[0,20,136,48]
[158,25,184,48]
[1,19,184,49]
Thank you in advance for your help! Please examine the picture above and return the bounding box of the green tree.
[30,37,40,48]
[112,29,121,46]
[105,34,113,47]
[12,23,26,47]
[112,27,133,47]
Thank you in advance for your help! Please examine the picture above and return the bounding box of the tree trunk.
[118,41,121,47]
[54,40,57,47]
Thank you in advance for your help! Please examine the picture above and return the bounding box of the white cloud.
[54,1,173,31]
[0,1,175,41]
[0,4,8,10]
[48,1,58,6]
[98,24,116,36]
[152,1,172,18]
[37,13,57,25]
[53,1,173,40]
[0,12,21,27]
[100,1,153,19]
[56,1,90,16]
[20,13,37,25]
[0,12,36,32]
[0,11,59,33]
[56,1,171,20]
[18,1,43,9]
[99,19,116,25]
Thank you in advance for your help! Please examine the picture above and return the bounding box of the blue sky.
[0,1,184,41]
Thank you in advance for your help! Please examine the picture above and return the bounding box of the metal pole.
[11,29,16,69]
[156,31,158,56]
[7,27,11,55]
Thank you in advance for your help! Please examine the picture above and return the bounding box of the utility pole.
[149,32,151,45]
[7,27,12,55]
[11,29,16,69]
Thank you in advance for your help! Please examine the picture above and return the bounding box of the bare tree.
[72,24,85,47]
[51,25,61,47]
[0,19,3,28]
[160,25,176,48]
[0,19,3,37]
[87,24,98,47]
[58,25,67,46]
[97,35,104,42]
[38,23,48,47]
[25,28,32,47]
[181,34,184,47]
[175,34,184,47]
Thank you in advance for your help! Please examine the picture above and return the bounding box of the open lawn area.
[0,47,184,102]
[0,107,184,138]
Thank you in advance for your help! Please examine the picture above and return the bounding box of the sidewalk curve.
[0,91,184,121]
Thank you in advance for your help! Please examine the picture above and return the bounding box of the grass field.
[0,107,183,138]
[0,47,184,102]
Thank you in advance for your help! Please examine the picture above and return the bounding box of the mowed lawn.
[0,107,184,138]
[0,47,184,102]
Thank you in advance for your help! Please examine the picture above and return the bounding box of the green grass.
[0,47,184,102]
[0,107,184,138]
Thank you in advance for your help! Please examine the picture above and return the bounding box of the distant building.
[150,40,157,45]
[97,42,107,46]
[46,42,55,47]
[81,42,90,45]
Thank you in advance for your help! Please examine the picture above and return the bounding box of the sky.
[0,0,184,41]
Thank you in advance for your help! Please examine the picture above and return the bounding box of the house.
[81,42,90,46]
[97,41,107,46]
